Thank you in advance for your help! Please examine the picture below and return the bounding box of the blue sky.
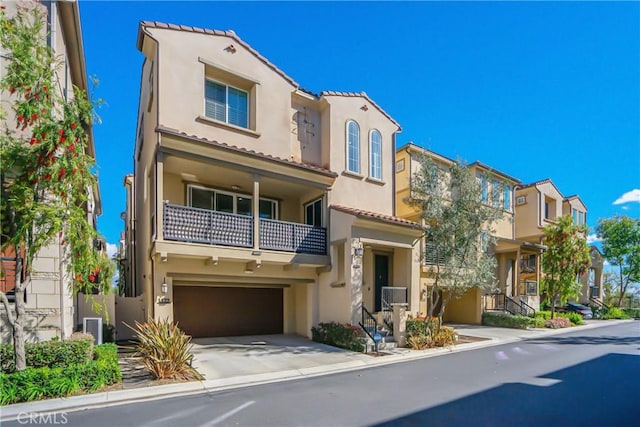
[78,1,640,253]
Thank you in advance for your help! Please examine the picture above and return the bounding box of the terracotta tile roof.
[469,161,520,184]
[138,21,298,87]
[156,125,338,177]
[320,91,401,129]
[330,205,422,229]
[516,178,564,198]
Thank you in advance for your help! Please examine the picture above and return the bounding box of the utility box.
[83,317,103,345]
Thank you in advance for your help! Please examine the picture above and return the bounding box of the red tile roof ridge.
[330,204,421,228]
[156,125,337,177]
[319,91,400,129]
[138,21,298,87]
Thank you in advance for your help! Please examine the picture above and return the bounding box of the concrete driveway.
[190,334,372,380]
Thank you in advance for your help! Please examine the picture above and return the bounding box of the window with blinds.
[205,80,248,128]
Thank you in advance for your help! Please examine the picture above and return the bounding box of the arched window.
[346,120,360,174]
[369,129,382,180]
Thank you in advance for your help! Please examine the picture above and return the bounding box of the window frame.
[187,184,278,219]
[204,78,249,129]
[304,198,323,227]
[345,120,361,174]
[480,176,488,203]
[369,129,382,180]
[503,186,511,211]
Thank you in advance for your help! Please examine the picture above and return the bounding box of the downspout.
[59,235,66,339]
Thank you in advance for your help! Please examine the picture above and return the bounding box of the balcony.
[163,203,327,255]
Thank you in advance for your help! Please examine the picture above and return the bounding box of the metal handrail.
[359,305,378,352]
[520,299,536,317]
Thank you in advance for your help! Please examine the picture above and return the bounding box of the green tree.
[596,215,640,307]
[541,215,591,318]
[0,4,112,371]
[410,155,503,330]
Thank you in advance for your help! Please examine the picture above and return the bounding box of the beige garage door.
[173,286,283,338]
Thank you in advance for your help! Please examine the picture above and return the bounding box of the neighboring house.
[394,144,540,324]
[123,21,422,339]
[0,1,101,342]
[119,174,136,297]
[578,246,604,305]
[514,179,589,308]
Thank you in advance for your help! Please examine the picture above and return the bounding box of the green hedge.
[621,308,640,319]
[482,312,534,329]
[557,312,583,325]
[602,307,631,320]
[535,311,552,321]
[0,343,120,405]
[1,338,93,373]
[311,322,365,352]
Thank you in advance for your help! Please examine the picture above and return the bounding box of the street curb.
[0,319,634,421]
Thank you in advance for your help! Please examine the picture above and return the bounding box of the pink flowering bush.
[544,317,572,329]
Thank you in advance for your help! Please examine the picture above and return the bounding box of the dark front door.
[374,254,389,312]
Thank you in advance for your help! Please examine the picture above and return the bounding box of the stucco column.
[535,251,541,296]
[349,238,364,325]
[252,174,260,250]
[515,248,521,297]
[392,305,406,347]
[156,153,164,240]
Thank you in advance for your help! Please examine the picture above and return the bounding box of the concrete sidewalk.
[0,319,634,421]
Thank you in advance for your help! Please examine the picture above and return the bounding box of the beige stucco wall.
[148,28,297,161]
[323,96,399,215]
[514,186,541,241]
[443,287,482,325]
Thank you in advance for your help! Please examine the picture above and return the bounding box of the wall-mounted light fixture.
[161,277,168,294]
[231,185,241,191]
[354,247,364,257]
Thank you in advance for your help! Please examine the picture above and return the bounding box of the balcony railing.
[259,218,326,255]
[163,203,326,255]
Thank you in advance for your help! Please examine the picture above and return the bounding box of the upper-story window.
[305,198,323,227]
[188,185,277,219]
[205,80,248,128]
[369,130,382,180]
[492,180,500,208]
[346,120,360,174]
[572,208,586,225]
[480,176,488,203]
[544,197,556,221]
[503,186,511,211]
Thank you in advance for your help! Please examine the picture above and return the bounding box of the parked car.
[565,303,593,319]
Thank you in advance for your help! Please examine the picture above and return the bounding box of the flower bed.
[311,322,365,352]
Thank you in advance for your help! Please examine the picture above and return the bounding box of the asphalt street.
[7,321,639,427]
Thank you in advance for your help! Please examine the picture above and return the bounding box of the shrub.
[406,318,456,350]
[1,337,93,373]
[0,343,121,405]
[602,307,631,320]
[535,311,552,321]
[128,319,203,381]
[531,317,546,328]
[621,308,640,319]
[544,317,571,329]
[311,322,365,352]
[557,312,583,325]
[482,312,534,329]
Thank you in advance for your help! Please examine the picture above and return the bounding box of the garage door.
[173,286,283,338]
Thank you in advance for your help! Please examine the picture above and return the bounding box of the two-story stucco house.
[124,21,422,339]
[0,0,101,342]
[394,144,543,324]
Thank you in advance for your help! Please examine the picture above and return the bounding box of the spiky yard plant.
[128,318,203,381]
